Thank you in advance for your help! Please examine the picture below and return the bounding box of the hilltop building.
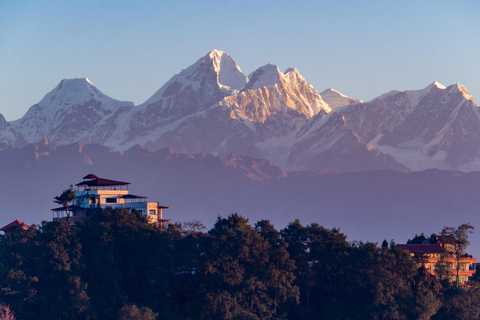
[0,219,30,240]
[397,235,476,284]
[51,174,169,226]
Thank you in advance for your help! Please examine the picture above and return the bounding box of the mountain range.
[2,49,478,172]
[2,50,480,256]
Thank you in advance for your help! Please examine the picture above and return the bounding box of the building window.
[106,198,117,204]
[149,210,156,215]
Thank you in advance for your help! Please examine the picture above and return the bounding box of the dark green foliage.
[0,212,475,319]
[118,304,158,320]
[408,233,428,244]
[200,214,298,319]
[53,189,76,221]
[382,239,389,248]
[53,189,76,208]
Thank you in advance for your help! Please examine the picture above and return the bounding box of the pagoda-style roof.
[0,219,30,231]
[82,174,99,179]
[76,176,130,187]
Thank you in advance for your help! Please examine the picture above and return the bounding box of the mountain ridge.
[1,140,480,258]
[2,50,478,173]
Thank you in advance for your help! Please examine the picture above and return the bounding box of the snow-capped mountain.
[229,65,330,122]
[7,50,480,173]
[336,81,480,171]
[0,113,26,147]
[139,49,247,119]
[97,51,336,168]
[10,78,134,145]
[129,61,333,168]
[286,112,408,172]
[98,50,249,150]
[320,88,363,110]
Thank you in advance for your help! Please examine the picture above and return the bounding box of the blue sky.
[0,0,479,121]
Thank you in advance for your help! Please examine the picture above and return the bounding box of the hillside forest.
[0,208,479,320]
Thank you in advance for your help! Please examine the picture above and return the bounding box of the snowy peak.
[207,49,248,92]
[429,80,446,90]
[223,64,330,123]
[244,63,282,91]
[283,68,306,88]
[58,77,94,89]
[10,78,134,145]
[38,78,133,112]
[50,78,99,104]
[320,88,363,110]
[0,113,8,130]
[371,81,447,105]
[140,49,247,112]
[336,81,480,171]
[0,113,26,147]
[447,83,476,105]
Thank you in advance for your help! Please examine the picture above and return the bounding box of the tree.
[78,207,160,319]
[0,304,15,320]
[281,220,353,319]
[53,189,76,222]
[440,223,474,286]
[255,220,299,317]
[118,304,158,320]
[382,239,389,249]
[200,214,298,319]
[408,233,427,244]
[412,267,442,320]
[341,242,416,320]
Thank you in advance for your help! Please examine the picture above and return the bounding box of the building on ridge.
[51,174,169,226]
[0,219,30,240]
[397,234,476,284]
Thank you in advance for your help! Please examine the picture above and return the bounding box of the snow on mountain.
[225,64,330,122]
[336,81,480,171]
[244,63,282,91]
[133,63,333,168]
[285,112,408,172]
[7,49,480,173]
[320,88,363,110]
[10,78,134,145]
[102,55,332,164]
[138,49,247,119]
[99,50,250,151]
[0,113,26,147]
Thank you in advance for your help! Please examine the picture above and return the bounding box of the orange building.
[397,236,476,284]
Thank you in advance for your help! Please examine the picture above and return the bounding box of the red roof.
[0,219,29,231]
[76,177,130,187]
[82,174,99,179]
[397,244,443,254]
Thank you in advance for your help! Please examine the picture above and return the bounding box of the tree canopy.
[0,210,476,320]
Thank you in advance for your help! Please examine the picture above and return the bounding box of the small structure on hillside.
[52,174,170,226]
[397,234,477,284]
[0,219,30,240]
